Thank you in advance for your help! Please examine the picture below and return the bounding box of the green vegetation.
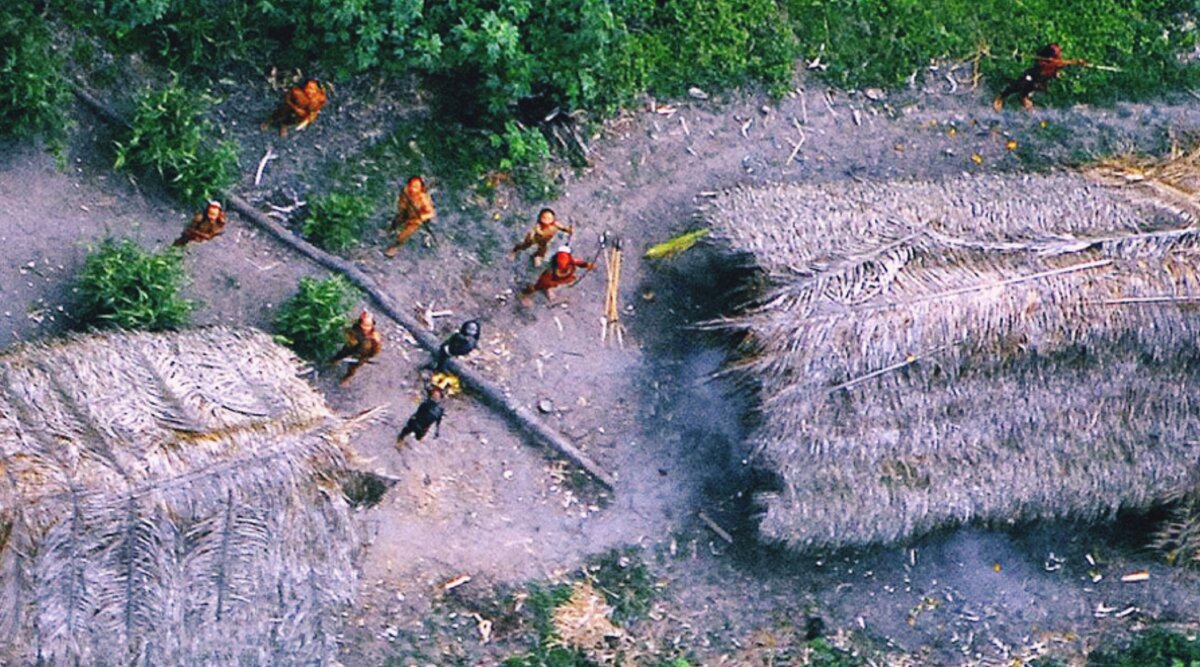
[787,0,1200,103]
[273,276,359,361]
[75,239,193,330]
[1089,629,1200,667]
[496,548,664,667]
[806,637,865,667]
[301,192,375,252]
[0,4,72,155]
[114,79,238,206]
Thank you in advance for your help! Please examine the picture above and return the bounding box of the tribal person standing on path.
[173,201,227,247]
[385,176,436,256]
[512,208,573,267]
[397,385,445,445]
[262,79,328,137]
[520,245,594,305]
[993,43,1086,111]
[329,310,383,387]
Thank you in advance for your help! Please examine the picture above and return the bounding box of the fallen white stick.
[254,146,278,186]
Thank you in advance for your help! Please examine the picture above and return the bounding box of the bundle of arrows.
[601,236,625,347]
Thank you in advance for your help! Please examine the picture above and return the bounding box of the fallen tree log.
[71,84,616,491]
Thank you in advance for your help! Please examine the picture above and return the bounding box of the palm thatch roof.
[703,151,1200,551]
[0,327,366,665]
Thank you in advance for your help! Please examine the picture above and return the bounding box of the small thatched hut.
[0,327,367,665]
[705,151,1200,554]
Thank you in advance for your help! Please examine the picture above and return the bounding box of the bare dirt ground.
[4,68,1200,665]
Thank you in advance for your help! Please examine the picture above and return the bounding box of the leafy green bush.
[273,276,359,361]
[301,192,375,252]
[75,0,258,74]
[0,4,72,153]
[114,79,239,206]
[785,0,1200,103]
[1089,629,1200,667]
[75,239,194,330]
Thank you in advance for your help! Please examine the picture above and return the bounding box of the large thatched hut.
[704,151,1200,555]
[0,327,367,665]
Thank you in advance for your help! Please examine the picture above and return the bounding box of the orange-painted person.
[262,79,327,137]
[512,208,573,267]
[520,246,594,304]
[385,176,436,257]
[173,201,227,247]
[329,310,383,387]
[993,44,1086,111]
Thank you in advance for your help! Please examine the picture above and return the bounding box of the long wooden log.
[71,84,617,491]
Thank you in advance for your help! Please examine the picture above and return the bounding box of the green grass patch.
[1,4,72,156]
[114,78,239,206]
[273,276,360,361]
[1089,628,1200,667]
[785,0,1200,103]
[301,192,375,252]
[497,548,659,667]
[75,239,194,330]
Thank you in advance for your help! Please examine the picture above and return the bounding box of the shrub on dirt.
[785,0,1200,103]
[0,4,72,154]
[114,78,238,206]
[273,276,359,362]
[75,238,194,331]
[301,192,374,252]
[1088,628,1200,666]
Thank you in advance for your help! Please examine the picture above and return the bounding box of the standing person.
[433,320,481,372]
[262,79,328,137]
[385,176,436,257]
[512,208,573,267]
[993,43,1086,111]
[520,246,594,304]
[329,310,383,387]
[173,201,227,247]
[397,386,445,445]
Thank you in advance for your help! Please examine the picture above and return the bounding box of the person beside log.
[434,320,481,372]
[520,246,594,305]
[262,79,327,137]
[397,385,445,444]
[173,201,227,247]
[993,43,1086,111]
[512,208,573,267]
[385,176,436,257]
[329,310,383,387]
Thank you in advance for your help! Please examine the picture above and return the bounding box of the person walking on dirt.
[329,310,383,387]
[520,245,594,304]
[993,43,1086,111]
[173,201,227,247]
[397,385,445,444]
[512,208,573,267]
[385,176,436,256]
[262,79,328,137]
[433,320,481,372]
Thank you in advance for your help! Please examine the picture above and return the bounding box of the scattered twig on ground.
[254,146,277,186]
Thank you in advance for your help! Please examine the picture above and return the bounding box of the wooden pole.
[71,84,617,491]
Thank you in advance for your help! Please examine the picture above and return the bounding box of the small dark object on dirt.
[805,615,826,640]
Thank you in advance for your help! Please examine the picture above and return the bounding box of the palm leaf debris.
[644,228,710,260]
[0,327,371,665]
[703,154,1200,555]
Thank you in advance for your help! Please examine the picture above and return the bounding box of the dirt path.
[4,76,1200,664]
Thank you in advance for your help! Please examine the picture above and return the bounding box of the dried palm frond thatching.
[0,327,366,665]
[704,160,1200,553]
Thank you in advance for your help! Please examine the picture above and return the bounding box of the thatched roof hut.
[704,152,1200,552]
[0,327,366,665]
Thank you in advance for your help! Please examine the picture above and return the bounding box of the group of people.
[172,44,1084,444]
